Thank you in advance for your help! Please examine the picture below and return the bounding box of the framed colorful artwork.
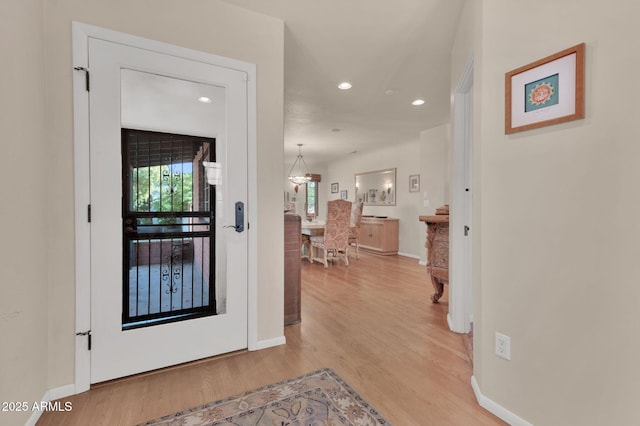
[505,43,585,134]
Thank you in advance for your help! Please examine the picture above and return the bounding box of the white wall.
[0,1,284,418]
[325,137,448,259]
[0,1,49,425]
[457,1,640,424]
[419,125,449,263]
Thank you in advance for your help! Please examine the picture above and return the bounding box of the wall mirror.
[355,168,396,206]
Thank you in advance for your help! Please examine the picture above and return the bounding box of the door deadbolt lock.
[224,202,244,232]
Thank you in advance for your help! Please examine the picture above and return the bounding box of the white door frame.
[449,56,473,334]
[72,22,258,393]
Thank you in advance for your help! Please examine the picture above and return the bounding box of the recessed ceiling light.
[412,99,425,106]
[384,89,398,96]
[198,96,212,103]
[331,128,341,132]
[338,82,352,90]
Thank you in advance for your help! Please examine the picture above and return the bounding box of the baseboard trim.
[398,252,420,260]
[25,384,76,426]
[418,260,427,266]
[248,335,286,351]
[49,383,76,401]
[471,376,534,426]
[447,313,454,331]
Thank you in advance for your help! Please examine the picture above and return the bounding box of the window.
[306,181,318,219]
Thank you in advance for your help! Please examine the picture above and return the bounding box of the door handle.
[235,201,244,232]
[224,201,245,232]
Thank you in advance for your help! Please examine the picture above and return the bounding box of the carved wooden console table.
[419,208,449,303]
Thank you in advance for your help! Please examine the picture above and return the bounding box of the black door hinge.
[464,225,470,236]
[76,330,92,350]
[74,66,90,91]
[87,204,92,223]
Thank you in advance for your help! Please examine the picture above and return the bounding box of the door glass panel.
[120,69,226,330]
[122,129,215,329]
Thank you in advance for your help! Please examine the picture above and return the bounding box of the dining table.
[300,220,324,260]
[300,220,326,236]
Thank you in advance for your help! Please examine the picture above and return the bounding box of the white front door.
[88,38,248,383]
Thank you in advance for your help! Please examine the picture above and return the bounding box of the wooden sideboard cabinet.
[419,212,449,303]
[284,214,301,325]
[359,217,399,255]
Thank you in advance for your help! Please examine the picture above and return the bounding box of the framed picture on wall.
[331,182,339,193]
[409,175,420,192]
[505,43,585,134]
[340,190,348,200]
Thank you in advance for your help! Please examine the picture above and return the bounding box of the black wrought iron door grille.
[121,129,216,330]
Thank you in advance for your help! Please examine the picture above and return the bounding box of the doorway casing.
[449,56,473,334]
[72,22,260,393]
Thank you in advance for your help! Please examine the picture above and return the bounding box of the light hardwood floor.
[38,252,504,425]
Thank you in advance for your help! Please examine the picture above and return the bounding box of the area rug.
[139,368,390,425]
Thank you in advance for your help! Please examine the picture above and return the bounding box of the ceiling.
[221,0,464,170]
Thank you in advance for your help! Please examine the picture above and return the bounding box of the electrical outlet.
[495,332,511,360]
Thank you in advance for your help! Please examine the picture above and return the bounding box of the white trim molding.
[397,252,421,260]
[25,384,76,426]
[449,55,474,334]
[249,335,286,351]
[471,376,534,426]
[72,21,92,394]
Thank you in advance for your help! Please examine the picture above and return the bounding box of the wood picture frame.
[505,43,585,134]
[331,182,339,193]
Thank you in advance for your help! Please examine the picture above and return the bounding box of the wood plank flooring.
[38,252,504,425]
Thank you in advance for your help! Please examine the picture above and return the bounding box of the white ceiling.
[222,0,464,169]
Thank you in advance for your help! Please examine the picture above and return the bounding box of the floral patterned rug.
[139,368,389,425]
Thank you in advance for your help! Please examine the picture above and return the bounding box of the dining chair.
[310,199,352,268]
[348,201,364,259]
[301,234,311,261]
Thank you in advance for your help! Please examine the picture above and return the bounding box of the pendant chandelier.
[288,144,311,185]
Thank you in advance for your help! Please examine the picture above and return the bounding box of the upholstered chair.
[310,199,352,268]
[348,201,364,259]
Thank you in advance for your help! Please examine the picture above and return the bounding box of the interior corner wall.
[0,0,49,425]
[42,0,284,390]
[473,1,640,425]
